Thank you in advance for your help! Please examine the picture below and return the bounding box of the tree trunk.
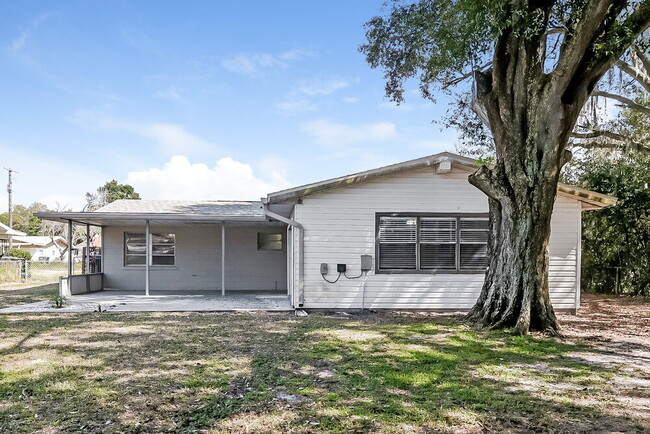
[467,179,560,335]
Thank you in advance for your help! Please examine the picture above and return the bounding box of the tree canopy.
[362,0,650,334]
[84,180,141,211]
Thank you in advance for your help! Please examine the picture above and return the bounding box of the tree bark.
[468,168,560,335]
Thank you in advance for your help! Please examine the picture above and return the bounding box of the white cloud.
[295,78,350,96]
[154,87,186,103]
[125,155,291,201]
[343,97,360,104]
[68,110,212,155]
[276,77,351,114]
[11,12,51,53]
[221,49,315,78]
[302,119,398,146]
[275,99,316,113]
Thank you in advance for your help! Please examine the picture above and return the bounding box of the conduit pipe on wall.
[261,202,304,307]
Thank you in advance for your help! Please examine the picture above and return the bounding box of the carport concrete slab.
[0,290,293,313]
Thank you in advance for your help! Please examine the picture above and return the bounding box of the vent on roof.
[436,158,452,173]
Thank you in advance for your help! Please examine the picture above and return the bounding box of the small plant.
[50,295,66,309]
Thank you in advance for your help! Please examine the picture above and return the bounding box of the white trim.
[576,204,582,311]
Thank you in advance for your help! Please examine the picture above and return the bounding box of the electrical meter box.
[361,255,372,271]
[320,263,328,274]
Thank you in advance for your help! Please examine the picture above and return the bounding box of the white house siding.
[103,224,287,292]
[293,167,580,311]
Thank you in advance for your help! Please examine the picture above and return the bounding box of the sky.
[0,0,460,212]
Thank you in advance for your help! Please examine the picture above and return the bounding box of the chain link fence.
[0,259,83,284]
[0,260,21,283]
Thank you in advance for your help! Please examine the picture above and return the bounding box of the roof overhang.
[557,184,617,210]
[266,151,617,210]
[35,212,279,227]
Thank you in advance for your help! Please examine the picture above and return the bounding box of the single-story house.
[13,236,70,262]
[0,222,26,255]
[37,152,616,312]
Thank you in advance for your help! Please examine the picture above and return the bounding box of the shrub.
[5,249,31,261]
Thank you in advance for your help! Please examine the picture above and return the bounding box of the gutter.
[261,199,305,307]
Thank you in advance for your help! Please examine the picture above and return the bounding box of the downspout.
[262,200,304,307]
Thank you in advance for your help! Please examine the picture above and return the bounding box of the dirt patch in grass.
[0,296,647,433]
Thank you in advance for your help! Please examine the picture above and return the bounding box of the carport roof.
[35,200,270,226]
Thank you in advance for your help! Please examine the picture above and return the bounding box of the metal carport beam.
[261,201,304,307]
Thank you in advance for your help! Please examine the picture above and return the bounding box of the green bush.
[5,249,31,261]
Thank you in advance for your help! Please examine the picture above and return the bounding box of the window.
[124,232,175,266]
[257,232,283,251]
[376,214,489,273]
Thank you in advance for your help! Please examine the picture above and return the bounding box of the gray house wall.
[103,223,287,292]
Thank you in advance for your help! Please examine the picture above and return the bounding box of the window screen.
[257,233,283,251]
[376,214,488,272]
[378,217,417,269]
[124,232,175,266]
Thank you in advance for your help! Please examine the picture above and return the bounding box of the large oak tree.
[361,0,650,334]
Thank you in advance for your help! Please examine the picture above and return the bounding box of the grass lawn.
[0,283,58,309]
[1,298,649,434]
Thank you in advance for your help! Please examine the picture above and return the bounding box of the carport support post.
[221,221,225,296]
[85,223,90,274]
[145,219,151,296]
[67,219,73,277]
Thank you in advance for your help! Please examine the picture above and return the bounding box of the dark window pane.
[460,244,488,269]
[379,243,416,269]
[125,255,146,265]
[258,233,283,251]
[420,244,456,269]
[460,231,489,243]
[459,218,489,230]
[152,255,175,266]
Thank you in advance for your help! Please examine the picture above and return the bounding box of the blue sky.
[0,0,459,211]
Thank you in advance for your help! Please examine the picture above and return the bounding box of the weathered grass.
[0,283,58,309]
[0,310,646,433]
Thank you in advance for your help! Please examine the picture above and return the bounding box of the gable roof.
[266,152,616,209]
[0,222,27,237]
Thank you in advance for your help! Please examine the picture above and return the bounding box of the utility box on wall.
[360,255,372,272]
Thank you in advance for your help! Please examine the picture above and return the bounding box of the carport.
[36,200,291,301]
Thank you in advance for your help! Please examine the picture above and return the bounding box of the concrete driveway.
[0,290,294,313]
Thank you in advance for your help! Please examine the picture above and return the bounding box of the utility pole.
[4,168,18,250]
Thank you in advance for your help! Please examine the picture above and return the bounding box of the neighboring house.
[37,152,615,312]
[13,236,69,262]
[0,222,26,255]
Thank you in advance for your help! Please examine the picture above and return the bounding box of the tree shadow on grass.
[0,312,647,433]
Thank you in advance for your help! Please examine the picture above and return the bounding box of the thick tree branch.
[615,58,650,92]
[591,90,650,115]
[572,140,650,153]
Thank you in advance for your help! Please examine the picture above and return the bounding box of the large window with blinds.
[375,214,489,273]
